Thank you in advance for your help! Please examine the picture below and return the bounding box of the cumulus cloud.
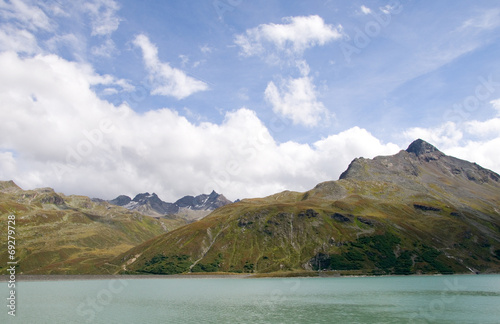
[264,62,330,127]
[235,15,343,58]
[133,34,208,99]
[0,51,400,201]
[465,118,500,138]
[404,122,464,149]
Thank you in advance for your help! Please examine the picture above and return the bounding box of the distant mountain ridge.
[108,190,232,220]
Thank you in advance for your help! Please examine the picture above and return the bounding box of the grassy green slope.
[116,185,500,275]
[116,148,500,276]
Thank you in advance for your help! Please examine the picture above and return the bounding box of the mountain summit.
[339,138,498,189]
[116,139,500,276]
[406,138,441,156]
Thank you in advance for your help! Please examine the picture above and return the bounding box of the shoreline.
[0,273,253,282]
[0,271,490,282]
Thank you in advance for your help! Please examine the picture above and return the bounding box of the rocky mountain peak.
[109,195,132,206]
[133,192,158,202]
[338,139,500,186]
[406,139,440,156]
[108,190,232,219]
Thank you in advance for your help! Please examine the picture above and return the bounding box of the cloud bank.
[0,51,399,201]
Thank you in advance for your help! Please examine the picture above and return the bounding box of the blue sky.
[1,0,500,201]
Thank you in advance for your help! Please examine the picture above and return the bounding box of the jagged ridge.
[108,190,232,220]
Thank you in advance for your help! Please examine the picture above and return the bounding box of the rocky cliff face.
[116,139,500,276]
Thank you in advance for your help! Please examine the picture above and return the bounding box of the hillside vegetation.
[115,140,500,276]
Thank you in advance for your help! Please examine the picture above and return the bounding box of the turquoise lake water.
[2,275,500,323]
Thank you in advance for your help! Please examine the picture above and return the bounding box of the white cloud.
[0,51,402,202]
[404,122,463,149]
[264,61,330,127]
[265,75,329,127]
[0,24,40,54]
[313,127,400,178]
[0,0,57,55]
[133,34,208,100]
[491,98,500,115]
[235,15,343,58]
[465,118,500,138]
[0,0,53,32]
[113,78,135,92]
[83,0,122,37]
[360,5,372,15]
[380,2,403,15]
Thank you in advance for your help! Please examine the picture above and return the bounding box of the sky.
[1,0,500,202]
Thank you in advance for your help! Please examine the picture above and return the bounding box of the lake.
[2,275,500,323]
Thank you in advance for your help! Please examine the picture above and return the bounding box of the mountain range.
[1,139,499,276]
[114,139,500,276]
[108,191,232,220]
